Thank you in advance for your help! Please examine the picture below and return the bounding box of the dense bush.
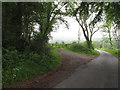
[2,47,61,87]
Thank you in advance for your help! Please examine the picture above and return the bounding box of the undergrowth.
[2,47,61,87]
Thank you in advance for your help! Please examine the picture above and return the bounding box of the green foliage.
[101,21,113,49]
[3,48,22,69]
[2,2,68,52]
[3,2,120,88]
[51,42,67,48]
[93,40,118,50]
[80,41,89,48]
[2,2,66,87]
[92,41,103,48]
[71,2,104,49]
[104,2,120,28]
[2,48,61,87]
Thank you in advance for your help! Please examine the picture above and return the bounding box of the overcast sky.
[49,17,103,43]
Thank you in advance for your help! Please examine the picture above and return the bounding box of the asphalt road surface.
[54,50,118,88]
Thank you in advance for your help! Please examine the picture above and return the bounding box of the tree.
[2,2,68,52]
[73,2,104,49]
[31,2,68,52]
[104,2,120,49]
[102,21,113,49]
[104,2,120,29]
[3,3,20,48]
[2,2,41,51]
[78,27,81,43]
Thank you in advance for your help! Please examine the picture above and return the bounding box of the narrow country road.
[10,49,119,88]
[54,50,118,88]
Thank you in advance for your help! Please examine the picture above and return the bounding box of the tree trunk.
[108,30,113,49]
[15,3,23,50]
[86,40,93,49]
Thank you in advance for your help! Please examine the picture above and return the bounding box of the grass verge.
[99,48,120,58]
[63,43,100,56]
[65,47,100,56]
[3,48,61,87]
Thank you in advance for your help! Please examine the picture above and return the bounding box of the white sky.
[49,17,103,43]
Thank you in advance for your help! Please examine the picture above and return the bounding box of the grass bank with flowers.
[2,47,61,87]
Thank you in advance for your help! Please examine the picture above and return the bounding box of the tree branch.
[91,27,99,37]
[75,15,89,40]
